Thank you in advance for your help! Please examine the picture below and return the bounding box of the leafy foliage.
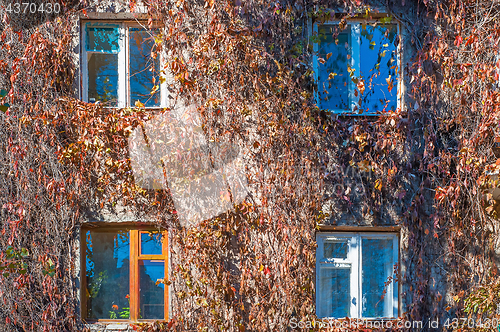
[1,0,500,331]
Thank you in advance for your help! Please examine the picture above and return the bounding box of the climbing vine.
[1,0,500,331]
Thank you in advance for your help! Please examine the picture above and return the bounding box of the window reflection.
[129,28,160,107]
[318,268,351,318]
[318,25,351,110]
[140,232,163,255]
[139,260,165,319]
[87,53,118,106]
[359,24,398,112]
[86,26,120,52]
[324,240,348,259]
[361,238,394,317]
[86,230,130,319]
[86,26,120,106]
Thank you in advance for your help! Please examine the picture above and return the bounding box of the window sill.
[84,322,131,332]
[317,317,398,320]
[324,110,383,116]
[81,103,167,111]
[85,320,166,323]
[320,109,401,117]
[84,320,167,331]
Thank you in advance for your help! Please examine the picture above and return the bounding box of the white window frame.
[312,20,401,115]
[81,21,168,108]
[316,232,399,319]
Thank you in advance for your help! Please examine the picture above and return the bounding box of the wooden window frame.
[80,225,169,323]
[80,20,168,109]
[311,19,402,116]
[316,232,399,319]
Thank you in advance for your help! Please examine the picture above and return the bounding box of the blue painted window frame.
[312,20,401,116]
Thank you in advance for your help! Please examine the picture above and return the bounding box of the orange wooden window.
[81,227,168,322]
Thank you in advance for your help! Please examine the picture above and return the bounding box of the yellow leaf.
[357,80,365,95]
[135,100,145,108]
[375,179,382,191]
[326,52,332,60]
[328,72,337,80]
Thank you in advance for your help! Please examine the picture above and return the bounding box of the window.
[313,21,399,114]
[82,227,168,321]
[82,22,165,108]
[316,233,398,318]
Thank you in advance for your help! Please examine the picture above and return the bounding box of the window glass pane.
[140,232,163,255]
[86,26,120,53]
[317,268,350,318]
[140,260,165,319]
[129,28,160,107]
[317,25,351,111]
[86,230,130,319]
[87,53,118,106]
[362,238,394,317]
[359,24,398,113]
[324,239,348,259]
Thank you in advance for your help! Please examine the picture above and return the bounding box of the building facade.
[0,0,498,331]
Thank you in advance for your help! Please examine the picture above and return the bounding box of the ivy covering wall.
[0,0,499,331]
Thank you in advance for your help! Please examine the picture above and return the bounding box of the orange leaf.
[357,80,365,95]
[386,75,394,92]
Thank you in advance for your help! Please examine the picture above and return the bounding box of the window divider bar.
[120,24,128,108]
[130,230,140,321]
[348,235,359,318]
[350,23,361,113]
[393,235,399,317]
[396,22,402,112]
[312,22,320,109]
[80,229,87,319]
[356,234,361,318]
[82,24,88,103]
[163,231,169,320]
[160,44,168,108]
[137,254,164,260]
